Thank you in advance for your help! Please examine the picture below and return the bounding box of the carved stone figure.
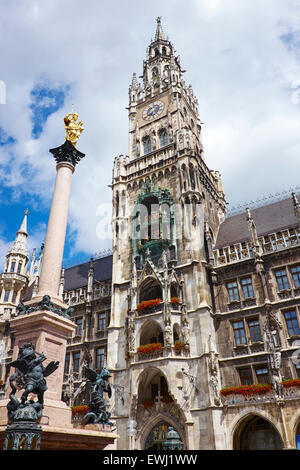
[81,366,115,428]
[164,322,173,348]
[208,348,221,406]
[6,342,59,421]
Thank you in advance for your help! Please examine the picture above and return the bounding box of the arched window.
[152,67,159,83]
[159,129,168,147]
[143,136,152,155]
[115,191,119,217]
[236,416,283,450]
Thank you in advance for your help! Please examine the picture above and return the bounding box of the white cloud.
[1,0,300,256]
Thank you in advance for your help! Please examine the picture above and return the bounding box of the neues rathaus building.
[1,18,300,450]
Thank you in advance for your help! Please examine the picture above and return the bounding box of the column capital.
[49,140,85,168]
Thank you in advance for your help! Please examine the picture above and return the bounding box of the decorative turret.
[6,209,29,273]
[0,210,30,317]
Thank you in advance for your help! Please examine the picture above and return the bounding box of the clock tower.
[108,18,227,450]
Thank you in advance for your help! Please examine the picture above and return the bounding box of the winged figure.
[81,366,114,427]
[7,342,59,413]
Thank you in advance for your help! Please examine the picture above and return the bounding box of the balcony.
[221,382,300,407]
[227,298,257,312]
[129,343,189,364]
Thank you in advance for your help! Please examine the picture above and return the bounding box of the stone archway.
[233,415,284,450]
[143,419,184,450]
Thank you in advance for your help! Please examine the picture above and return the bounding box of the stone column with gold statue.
[0,111,118,449]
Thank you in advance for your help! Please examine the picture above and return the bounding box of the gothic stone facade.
[1,19,300,450]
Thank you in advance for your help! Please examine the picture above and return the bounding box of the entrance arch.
[233,415,283,450]
[144,419,184,450]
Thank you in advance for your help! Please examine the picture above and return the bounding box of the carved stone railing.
[221,390,276,406]
[133,347,165,363]
[226,298,257,312]
[221,387,300,407]
[249,342,265,354]
[278,289,293,300]
[232,345,249,357]
[137,304,163,316]
[213,227,300,267]
[227,301,241,312]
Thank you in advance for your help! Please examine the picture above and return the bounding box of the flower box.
[137,343,163,355]
[174,341,184,350]
[281,378,300,388]
[171,297,180,305]
[161,395,174,404]
[71,405,89,414]
[220,383,272,397]
[142,399,154,409]
[137,298,162,312]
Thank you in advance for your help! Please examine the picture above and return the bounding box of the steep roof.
[64,255,113,291]
[214,195,299,249]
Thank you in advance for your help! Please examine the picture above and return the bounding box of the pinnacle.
[155,16,166,41]
[18,209,29,235]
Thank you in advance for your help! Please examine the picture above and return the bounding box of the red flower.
[137,298,162,311]
[137,343,163,354]
[220,383,272,397]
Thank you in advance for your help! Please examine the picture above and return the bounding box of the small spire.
[131,72,137,86]
[292,192,300,224]
[7,209,29,258]
[155,16,166,41]
[18,209,29,235]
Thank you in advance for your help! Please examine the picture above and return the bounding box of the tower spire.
[18,209,29,236]
[8,209,29,257]
[155,16,166,41]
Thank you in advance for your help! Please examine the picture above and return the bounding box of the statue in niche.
[208,349,221,406]
[164,322,173,349]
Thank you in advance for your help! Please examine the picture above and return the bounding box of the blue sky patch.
[30,83,70,139]
[0,127,16,146]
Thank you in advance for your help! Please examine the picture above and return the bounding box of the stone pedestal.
[0,309,118,449]
[0,309,76,428]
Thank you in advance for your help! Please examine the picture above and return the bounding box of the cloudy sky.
[0,0,300,269]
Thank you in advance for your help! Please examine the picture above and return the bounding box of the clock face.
[143,101,164,121]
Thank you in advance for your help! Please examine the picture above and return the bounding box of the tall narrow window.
[248,318,262,342]
[159,129,168,147]
[233,321,246,346]
[97,313,106,331]
[10,262,16,273]
[73,352,80,372]
[96,348,105,370]
[75,318,83,336]
[284,310,300,336]
[241,277,254,298]
[291,265,300,287]
[239,368,253,385]
[227,281,240,302]
[64,353,70,374]
[295,363,300,379]
[255,367,269,384]
[4,290,10,302]
[143,136,152,154]
[275,268,290,291]
[17,262,22,274]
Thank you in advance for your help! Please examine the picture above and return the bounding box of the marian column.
[0,111,85,427]
[36,112,85,304]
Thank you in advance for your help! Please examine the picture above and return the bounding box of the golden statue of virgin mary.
[64,108,84,147]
